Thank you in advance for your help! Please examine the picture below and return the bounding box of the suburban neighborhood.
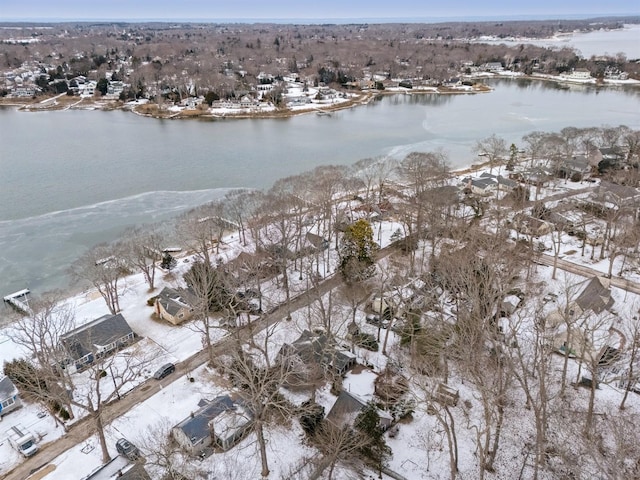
[1,120,640,479]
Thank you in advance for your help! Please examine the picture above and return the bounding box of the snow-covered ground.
[2,168,640,480]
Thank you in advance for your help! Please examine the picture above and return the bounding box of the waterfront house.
[479,172,518,191]
[0,376,22,417]
[155,286,196,325]
[557,155,592,180]
[462,176,496,195]
[60,313,136,372]
[171,395,253,455]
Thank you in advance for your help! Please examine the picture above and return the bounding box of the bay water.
[1,79,639,297]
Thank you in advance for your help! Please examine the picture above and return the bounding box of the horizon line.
[2,13,640,24]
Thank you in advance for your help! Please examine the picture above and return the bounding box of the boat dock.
[3,289,33,315]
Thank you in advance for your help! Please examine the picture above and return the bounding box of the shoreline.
[0,82,492,120]
[1,74,638,119]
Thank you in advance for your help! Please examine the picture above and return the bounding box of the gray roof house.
[595,181,640,209]
[326,390,392,431]
[171,395,253,455]
[462,176,496,195]
[83,456,152,480]
[278,330,356,385]
[60,313,135,372]
[479,172,518,190]
[0,376,22,417]
[558,155,592,180]
[155,286,196,325]
[573,276,614,315]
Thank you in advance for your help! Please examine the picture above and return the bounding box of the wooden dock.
[3,289,33,315]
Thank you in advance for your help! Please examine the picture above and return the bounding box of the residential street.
[537,253,640,295]
[6,237,640,480]
[5,244,397,480]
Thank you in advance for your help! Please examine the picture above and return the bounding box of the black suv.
[153,362,176,380]
[115,438,140,460]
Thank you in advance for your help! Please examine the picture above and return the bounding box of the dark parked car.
[153,362,175,380]
[115,438,140,460]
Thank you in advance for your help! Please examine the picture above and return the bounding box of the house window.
[2,397,15,409]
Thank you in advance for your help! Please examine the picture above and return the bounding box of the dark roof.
[599,147,624,158]
[575,276,614,314]
[117,464,152,480]
[157,286,196,317]
[0,376,18,400]
[598,181,640,202]
[561,156,591,173]
[305,232,329,250]
[327,390,367,418]
[284,330,329,364]
[175,395,235,445]
[280,330,355,373]
[326,390,391,427]
[60,314,133,360]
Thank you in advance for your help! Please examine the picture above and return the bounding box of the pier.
[3,289,33,315]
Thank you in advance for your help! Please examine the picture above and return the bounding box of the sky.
[1,0,638,22]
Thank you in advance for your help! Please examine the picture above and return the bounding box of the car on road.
[153,362,176,380]
[115,438,140,460]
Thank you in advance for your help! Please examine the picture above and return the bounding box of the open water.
[1,79,640,297]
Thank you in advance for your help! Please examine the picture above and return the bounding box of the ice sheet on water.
[0,189,236,296]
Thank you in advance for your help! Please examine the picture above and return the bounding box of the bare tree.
[183,260,237,364]
[224,189,264,246]
[121,225,164,291]
[5,292,76,426]
[619,314,640,410]
[474,134,508,174]
[10,308,158,464]
[69,242,128,315]
[221,343,299,477]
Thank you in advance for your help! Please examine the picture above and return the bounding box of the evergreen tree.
[355,401,392,477]
[339,219,379,284]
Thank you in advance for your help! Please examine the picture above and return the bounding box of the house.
[278,330,356,383]
[518,167,552,187]
[0,376,22,417]
[557,155,592,180]
[155,286,196,325]
[594,181,640,209]
[171,395,253,455]
[60,313,136,372]
[591,147,626,170]
[573,276,614,315]
[479,172,518,191]
[305,232,330,252]
[483,62,504,72]
[512,213,553,237]
[462,176,496,195]
[563,68,592,81]
[83,456,152,480]
[326,390,392,430]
